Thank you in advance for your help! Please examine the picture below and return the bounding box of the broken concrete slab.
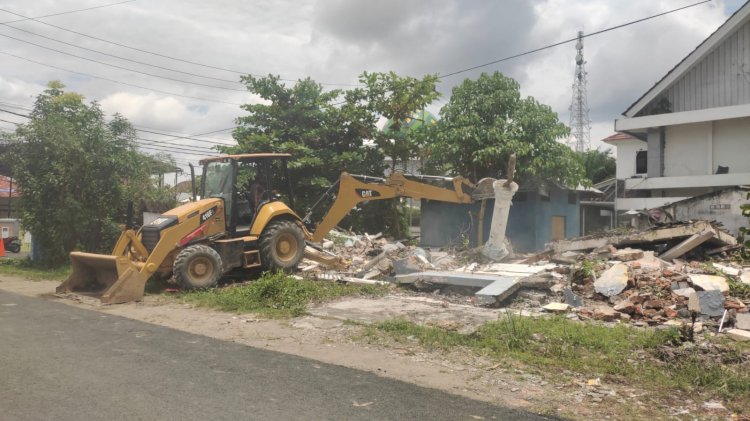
[563,287,583,308]
[475,278,522,306]
[542,302,570,313]
[594,263,629,297]
[688,291,701,313]
[736,313,750,331]
[725,328,750,342]
[712,262,740,277]
[612,248,644,262]
[672,287,696,298]
[658,230,714,261]
[630,251,666,273]
[696,290,726,317]
[688,274,729,293]
[392,257,422,275]
[396,271,499,288]
[547,220,735,254]
[740,271,750,286]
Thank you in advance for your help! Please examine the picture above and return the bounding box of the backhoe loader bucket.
[56,252,149,304]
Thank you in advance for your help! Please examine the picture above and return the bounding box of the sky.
[0,0,746,180]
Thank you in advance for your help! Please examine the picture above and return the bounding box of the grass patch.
[180,272,390,318]
[0,258,71,281]
[361,314,750,401]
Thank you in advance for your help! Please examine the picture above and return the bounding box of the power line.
[0,7,360,87]
[0,108,28,118]
[439,0,713,78]
[0,23,244,85]
[0,108,226,152]
[0,1,136,24]
[0,51,244,106]
[132,125,234,143]
[134,127,235,146]
[0,32,247,92]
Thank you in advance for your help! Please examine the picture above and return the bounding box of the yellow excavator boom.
[308,172,477,243]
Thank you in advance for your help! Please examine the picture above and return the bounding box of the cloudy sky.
[0,0,745,179]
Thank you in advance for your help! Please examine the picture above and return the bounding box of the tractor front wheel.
[173,245,223,289]
[259,220,305,271]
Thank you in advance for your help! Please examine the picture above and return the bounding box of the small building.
[0,175,19,219]
[661,186,749,236]
[0,218,19,239]
[420,182,589,253]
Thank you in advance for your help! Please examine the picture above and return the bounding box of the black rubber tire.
[173,245,223,289]
[7,243,20,253]
[259,220,305,271]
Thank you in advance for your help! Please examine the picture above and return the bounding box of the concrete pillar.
[482,180,518,261]
[647,127,664,178]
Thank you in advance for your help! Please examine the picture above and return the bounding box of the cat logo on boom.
[356,189,381,198]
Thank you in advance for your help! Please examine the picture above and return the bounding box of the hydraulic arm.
[306,172,476,243]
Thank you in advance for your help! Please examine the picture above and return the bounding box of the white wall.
[664,122,710,177]
[713,117,750,173]
[613,139,647,179]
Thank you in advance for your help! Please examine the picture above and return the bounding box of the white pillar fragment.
[482,180,518,261]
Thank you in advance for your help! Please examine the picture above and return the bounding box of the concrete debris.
[736,313,750,331]
[740,271,750,286]
[305,219,747,333]
[688,274,729,293]
[712,262,740,277]
[542,302,570,312]
[725,328,750,342]
[612,248,644,262]
[696,290,726,317]
[594,263,629,297]
[563,287,584,308]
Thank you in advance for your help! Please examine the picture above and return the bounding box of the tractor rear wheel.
[259,220,305,271]
[173,245,223,289]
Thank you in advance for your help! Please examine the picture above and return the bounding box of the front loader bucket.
[56,252,149,304]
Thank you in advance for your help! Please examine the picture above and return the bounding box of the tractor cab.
[198,153,296,236]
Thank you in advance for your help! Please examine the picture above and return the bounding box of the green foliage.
[360,71,440,171]
[578,147,616,184]
[179,272,389,318]
[363,315,749,399]
[222,75,384,223]
[0,258,70,280]
[424,72,585,186]
[739,192,750,260]
[1,82,175,267]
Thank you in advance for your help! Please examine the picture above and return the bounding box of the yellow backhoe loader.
[57,153,492,304]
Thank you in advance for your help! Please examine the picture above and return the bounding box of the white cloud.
[0,0,743,175]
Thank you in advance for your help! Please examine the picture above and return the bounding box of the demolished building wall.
[420,184,581,252]
[661,187,749,236]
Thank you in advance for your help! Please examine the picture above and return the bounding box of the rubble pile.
[303,221,750,341]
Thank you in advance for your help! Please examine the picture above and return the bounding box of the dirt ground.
[0,276,740,420]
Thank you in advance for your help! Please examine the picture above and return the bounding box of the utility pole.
[569,31,591,153]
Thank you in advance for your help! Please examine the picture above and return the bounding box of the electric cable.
[0,32,247,92]
[439,0,713,78]
[0,51,244,106]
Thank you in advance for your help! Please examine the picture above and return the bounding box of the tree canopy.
[579,148,616,184]
[1,82,175,266]
[424,72,586,187]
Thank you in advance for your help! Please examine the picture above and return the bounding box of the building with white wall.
[608,3,750,222]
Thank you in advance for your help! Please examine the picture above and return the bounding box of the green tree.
[579,148,616,184]
[222,75,384,229]
[360,71,440,171]
[424,72,585,186]
[2,82,174,266]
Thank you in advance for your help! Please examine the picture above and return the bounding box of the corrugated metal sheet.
[639,19,750,116]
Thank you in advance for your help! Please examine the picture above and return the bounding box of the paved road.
[0,291,554,421]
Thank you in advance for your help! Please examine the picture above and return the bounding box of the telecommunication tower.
[569,31,590,152]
